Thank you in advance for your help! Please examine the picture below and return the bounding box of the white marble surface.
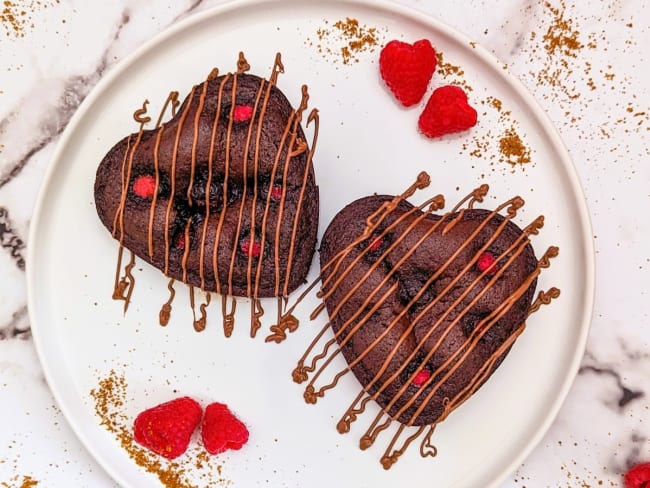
[0,0,648,487]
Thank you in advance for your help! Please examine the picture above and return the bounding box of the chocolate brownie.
[318,193,539,426]
[94,70,319,298]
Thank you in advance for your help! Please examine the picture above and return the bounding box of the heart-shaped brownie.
[293,173,559,468]
[94,54,319,306]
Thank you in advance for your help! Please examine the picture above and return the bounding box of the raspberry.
[625,462,650,488]
[418,85,478,138]
[240,238,261,258]
[133,175,156,199]
[368,237,383,252]
[201,402,249,455]
[232,104,254,122]
[477,251,498,275]
[133,397,202,459]
[176,234,186,251]
[379,39,437,107]
[412,369,431,387]
[270,185,283,201]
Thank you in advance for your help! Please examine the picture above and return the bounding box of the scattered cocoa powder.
[541,1,583,58]
[488,97,503,112]
[523,0,650,161]
[18,477,37,488]
[1,0,60,38]
[430,47,535,172]
[534,1,584,102]
[460,95,533,173]
[307,17,385,65]
[90,370,231,488]
[517,0,650,144]
[499,128,532,166]
[0,475,39,488]
[435,51,473,92]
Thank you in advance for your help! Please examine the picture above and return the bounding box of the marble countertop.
[1,0,648,486]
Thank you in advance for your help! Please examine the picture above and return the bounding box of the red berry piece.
[232,105,254,122]
[270,185,283,201]
[412,369,431,387]
[418,85,478,138]
[133,175,156,199]
[625,462,650,488]
[477,251,498,275]
[133,397,202,460]
[379,39,437,107]
[240,238,262,258]
[368,237,383,252]
[201,402,249,455]
[176,233,186,251]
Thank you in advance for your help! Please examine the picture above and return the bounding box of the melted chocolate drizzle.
[111,100,150,312]
[291,173,560,469]
[109,53,316,336]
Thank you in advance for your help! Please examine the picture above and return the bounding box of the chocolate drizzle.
[291,173,560,468]
[236,52,250,73]
[164,85,196,276]
[211,72,235,298]
[104,53,318,336]
[226,75,265,297]
[189,286,211,332]
[222,295,236,337]
[110,100,151,312]
[283,108,320,298]
[199,72,228,291]
[159,278,175,326]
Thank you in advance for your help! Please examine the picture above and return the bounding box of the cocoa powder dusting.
[0,475,39,488]
[307,17,385,65]
[90,370,231,488]
[519,0,650,139]
[19,477,38,488]
[541,1,583,57]
[534,1,584,101]
[436,47,533,172]
[499,128,531,166]
[436,51,473,92]
[460,95,533,173]
[1,0,60,38]
[517,0,650,163]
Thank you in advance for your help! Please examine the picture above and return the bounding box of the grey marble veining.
[0,206,25,270]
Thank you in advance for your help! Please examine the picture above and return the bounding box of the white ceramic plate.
[27,1,594,487]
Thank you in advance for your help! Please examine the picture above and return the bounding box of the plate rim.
[26,0,596,487]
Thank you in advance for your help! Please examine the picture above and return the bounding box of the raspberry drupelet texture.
[379,39,437,107]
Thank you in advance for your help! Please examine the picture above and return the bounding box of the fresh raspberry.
[418,85,478,138]
[477,251,498,275]
[625,462,650,488]
[240,238,261,258]
[201,402,249,455]
[176,233,186,251]
[368,237,383,252]
[270,185,283,201]
[412,369,431,387]
[232,104,254,122]
[379,39,437,107]
[133,397,202,460]
[133,175,156,199]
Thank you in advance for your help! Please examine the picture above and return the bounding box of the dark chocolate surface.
[319,195,538,425]
[94,73,319,297]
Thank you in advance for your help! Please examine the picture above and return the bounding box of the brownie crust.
[94,73,319,297]
[319,194,538,425]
